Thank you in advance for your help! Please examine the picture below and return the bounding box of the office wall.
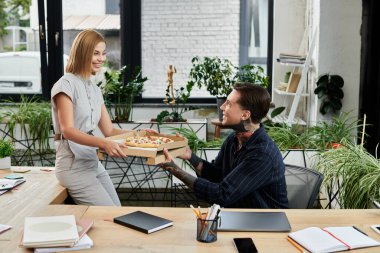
[141,0,240,98]
[272,0,362,124]
[316,0,362,121]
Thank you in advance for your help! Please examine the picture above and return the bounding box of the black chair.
[285,164,324,208]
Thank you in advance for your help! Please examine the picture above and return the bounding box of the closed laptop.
[218,211,291,232]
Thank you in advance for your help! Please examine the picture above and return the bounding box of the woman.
[51,29,128,206]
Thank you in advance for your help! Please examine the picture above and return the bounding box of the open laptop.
[217,211,291,232]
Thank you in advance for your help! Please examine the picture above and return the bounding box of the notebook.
[23,215,79,248]
[217,211,291,232]
[114,211,173,234]
[76,219,93,240]
[289,226,380,253]
[0,178,26,191]
[34,234,93,253]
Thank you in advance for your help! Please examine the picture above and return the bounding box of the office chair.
[285,164,324,208]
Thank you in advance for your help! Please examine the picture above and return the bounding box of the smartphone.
[370,225,380,235]
[233,238,258,253]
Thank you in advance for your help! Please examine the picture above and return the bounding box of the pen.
[287,237,305,253]
[353,226,368,236]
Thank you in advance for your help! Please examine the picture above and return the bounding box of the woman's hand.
[141,128,159,134]
[102,140,127,158]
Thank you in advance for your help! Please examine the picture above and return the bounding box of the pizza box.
[146,147,187,165]
[99,131,188,159]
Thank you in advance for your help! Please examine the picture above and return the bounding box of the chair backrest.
[285,164,324,208]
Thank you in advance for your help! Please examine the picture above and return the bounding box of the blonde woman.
[51,29,128,206]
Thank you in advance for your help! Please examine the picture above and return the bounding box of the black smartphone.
[233,238,258,253]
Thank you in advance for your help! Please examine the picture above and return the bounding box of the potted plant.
[309,112,362,150]
[101,65,147,123]
[0,96,52,150]
[233,64,269,88]
[0,140,14,169]
[314,74,344,115]
[187,56,269,121]
[187,56,235,121]
[316,140,380,209]
[153,83,193,123]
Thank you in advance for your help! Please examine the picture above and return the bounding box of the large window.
[240,0,271,73]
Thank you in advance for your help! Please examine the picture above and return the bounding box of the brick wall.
[141,0,240,98]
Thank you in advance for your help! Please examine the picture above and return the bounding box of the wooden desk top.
[6,207,380,253]
[0,167,67,241]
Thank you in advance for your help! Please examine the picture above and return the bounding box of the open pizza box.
[98,131,188,165]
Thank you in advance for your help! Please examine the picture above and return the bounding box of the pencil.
[287,237,305,253]
[190,205,202,220]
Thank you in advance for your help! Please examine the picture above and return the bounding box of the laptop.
[217,211,291,232]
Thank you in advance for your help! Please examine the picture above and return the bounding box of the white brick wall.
[141,0,240,98]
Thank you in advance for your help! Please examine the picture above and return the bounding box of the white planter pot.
[0,156,11,169]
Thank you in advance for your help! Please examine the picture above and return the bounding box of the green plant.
[187,56,270,98]
[167,126,223,154]
[0,140,14,158]
[310,112,362,150]
[0,96,52,150]
[233,64,269,88]
[314,74,344,115]
[188,56,235,97]
[101,65,147,122]
[316,140,380,208]
[159,84,193,123]
[266,124,316,150]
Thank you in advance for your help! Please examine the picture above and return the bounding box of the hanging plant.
[314,74,344,115]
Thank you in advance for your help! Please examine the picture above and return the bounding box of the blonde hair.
[66,29,105,79]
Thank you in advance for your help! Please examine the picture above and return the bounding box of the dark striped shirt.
[193,124,288,208]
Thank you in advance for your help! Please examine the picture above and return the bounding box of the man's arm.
[188,153,204,175]
[160,161,197,189]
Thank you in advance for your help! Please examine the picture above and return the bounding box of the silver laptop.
[217,211,291,232]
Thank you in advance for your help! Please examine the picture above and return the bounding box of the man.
[159,82,288,208]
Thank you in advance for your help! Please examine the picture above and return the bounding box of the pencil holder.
[196,216,219,243]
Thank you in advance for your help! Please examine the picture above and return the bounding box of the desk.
[0,167,67,241]
[4,207,380,253]
[210,119,231,139]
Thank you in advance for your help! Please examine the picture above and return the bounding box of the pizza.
[124,135,174,148]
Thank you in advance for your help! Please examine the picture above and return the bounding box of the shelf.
[274,88,309,97]
[271,115,306,125]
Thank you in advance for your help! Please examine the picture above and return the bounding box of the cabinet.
[272,30,317,126]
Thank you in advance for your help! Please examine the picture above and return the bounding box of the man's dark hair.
[233,82,271,124]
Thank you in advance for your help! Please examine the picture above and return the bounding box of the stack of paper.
[23,216,94,252]
[277,53,306,64]
[34,235,93,253]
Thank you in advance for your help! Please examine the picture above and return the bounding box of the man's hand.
[102,140,127,158]
[162,148,173,163]
[158,148,196,189]
[178,146,192,160]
